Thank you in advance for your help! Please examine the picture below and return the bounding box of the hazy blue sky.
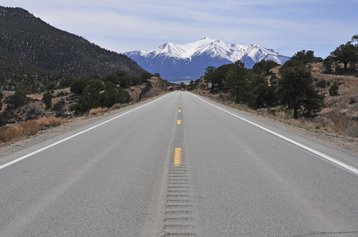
[1,0,357,57]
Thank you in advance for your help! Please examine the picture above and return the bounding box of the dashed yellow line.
[177,120,182,125]
[174,147,182,167]
[178,109,182,113]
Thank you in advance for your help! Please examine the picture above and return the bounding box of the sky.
[1,0,357,57]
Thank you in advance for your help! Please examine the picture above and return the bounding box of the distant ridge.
[0,6,146,91]
[125,37,290,81]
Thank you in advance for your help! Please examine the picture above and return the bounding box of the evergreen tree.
[291,50,320,64]
[330,42,357,71]
[252,60,279,75]
[247,73,276,108]
[323,56,333,74]
[278,64,323,118]
[224,61,249,103]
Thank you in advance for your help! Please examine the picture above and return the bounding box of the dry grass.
[0,116,61,142]
[331,117,358,137]
[89,107,109,116]
[275,110,290,120]
[111,103,123,110]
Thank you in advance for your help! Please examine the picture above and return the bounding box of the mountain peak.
[130,38,287,63]
[125,38,290,81]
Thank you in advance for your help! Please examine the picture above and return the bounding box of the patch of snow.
[128,37,288,65]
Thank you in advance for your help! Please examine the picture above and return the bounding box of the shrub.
[25,105,44,120]
[46,82,56,91]
[5,91,29,110]
[59,78,73,88]
[315,80,327,88]
[0,113,7,127]
[329,83,339,96]
[70,80,86,95]
[100,87,130,107]
[323,57,333,74]
[42,91,52,109]
[52,100,65,117]
[0,91,3,109]
[75,80,104,113]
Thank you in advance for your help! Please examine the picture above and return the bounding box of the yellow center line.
[177,120,182,125]
[174,147,182,167]
[178,109,182,113]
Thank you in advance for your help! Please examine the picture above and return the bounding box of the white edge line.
[0,93,171,171]
[191,93,358,176]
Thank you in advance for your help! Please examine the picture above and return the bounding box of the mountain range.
[125,37,290,82]
[0,6,145,92]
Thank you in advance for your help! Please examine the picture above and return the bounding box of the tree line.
[191,35,358,119]
[201,56,323,119]
[70,71,152,113]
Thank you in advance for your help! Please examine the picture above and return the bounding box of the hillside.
[0,6,145,92]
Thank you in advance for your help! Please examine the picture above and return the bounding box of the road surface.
[0,91,357,237]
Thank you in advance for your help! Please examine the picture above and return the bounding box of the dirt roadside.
[198,92,358,157]
[0,94,166,158]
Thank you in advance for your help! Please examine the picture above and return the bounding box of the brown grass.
[111,103,123,110]
[332,117,358,137]
[0,116,61,142]
[89,107,109,116]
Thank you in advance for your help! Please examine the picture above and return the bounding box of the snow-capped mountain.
[125,37,289,82]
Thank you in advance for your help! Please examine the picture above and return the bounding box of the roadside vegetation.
[197,51,324,119]
[0,70,172,143]
[188,35,358,137]
[0,116,60,142]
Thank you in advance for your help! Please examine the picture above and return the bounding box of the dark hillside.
[0,6,145,91]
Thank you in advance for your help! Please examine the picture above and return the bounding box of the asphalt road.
[0,91,357,237]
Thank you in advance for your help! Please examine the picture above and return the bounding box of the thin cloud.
[1,0,357,57]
